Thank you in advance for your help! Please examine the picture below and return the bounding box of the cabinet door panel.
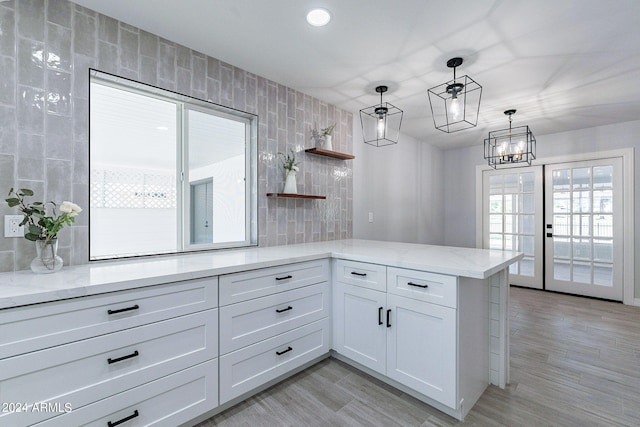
[219,260,329,306]
[334,259,387,291]
[333,283,386,374]
[219,318,330,404]
[386,294,457,409]
[34,359,218,427]
[220,282,329,354]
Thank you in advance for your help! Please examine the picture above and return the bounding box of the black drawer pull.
[276,346,293,356]
[107,304,140,315]
[378,306,383,325]
[386,309,392,328]
[276,306,293,313]
[108,410,139,427]
[276,275,293,281]
[350,271,367,277]
[408,282,429,289]
[108,350,139,365]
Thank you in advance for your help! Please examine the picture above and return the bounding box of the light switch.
[368,212,374,223]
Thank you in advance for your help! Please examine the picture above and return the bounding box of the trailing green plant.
[5,188,82,242]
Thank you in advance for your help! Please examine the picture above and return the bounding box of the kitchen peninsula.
[0,240,521,426]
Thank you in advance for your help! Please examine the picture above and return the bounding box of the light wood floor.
[197,287,640,426]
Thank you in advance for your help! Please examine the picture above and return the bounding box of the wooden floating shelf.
[304,148,355,160]
[266,193,326,200]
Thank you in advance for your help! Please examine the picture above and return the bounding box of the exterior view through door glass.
[545,158,623,300]
[483,167,543,289]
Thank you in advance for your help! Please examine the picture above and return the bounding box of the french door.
[482,167,543,289]
[544,158,623,300]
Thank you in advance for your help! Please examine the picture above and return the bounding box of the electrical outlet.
[4,215,24,238]
[368,212,374,223]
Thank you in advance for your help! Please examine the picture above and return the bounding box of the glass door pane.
[483,166,543,289]
[544,158,623,300]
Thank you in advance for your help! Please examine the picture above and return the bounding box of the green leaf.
[5,198,20,207]
[8,188,14,196]
[28,225,41,235]
[32,202,43,205]
[20,189,34,196]
[24,233,38,242]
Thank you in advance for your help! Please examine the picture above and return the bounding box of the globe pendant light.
[484,109,536,168]
[427,57,482,133]
[359,85,403,147]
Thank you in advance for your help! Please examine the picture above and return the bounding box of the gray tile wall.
[0,0,353,272]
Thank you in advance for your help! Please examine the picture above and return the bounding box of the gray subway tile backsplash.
[0,0,353,273]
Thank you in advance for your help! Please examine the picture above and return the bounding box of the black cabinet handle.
[408,282,429,289]
[108,410,139,427]
[107,304,139,315]
[276,306,293,313]
[350,271,367,277]
[386,309,392,328]
[276,275,293,281]
[378,307,383,325]
[108,350,139,365]
[276,346,293,356]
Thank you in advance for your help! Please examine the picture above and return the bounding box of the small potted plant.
[278,148,299,194]
[5,188,82,273]
[321,124,335,150]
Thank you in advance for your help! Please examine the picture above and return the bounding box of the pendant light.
[427,57,482,133]
[484,109,536,168]
[359,85,403,147]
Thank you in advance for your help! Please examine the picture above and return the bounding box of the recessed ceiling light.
[306,8,331,27]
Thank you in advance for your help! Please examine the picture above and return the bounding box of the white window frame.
[89,69,258,260]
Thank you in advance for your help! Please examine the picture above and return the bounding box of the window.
[89,69,257,260]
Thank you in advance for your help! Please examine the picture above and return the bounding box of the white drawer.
[219,317,330,404]
[220,282,330,354]
[0,309,218,426]
[0,277,218,359]
[334,259,386,291]
[33,359,218,427]
[387,267,457,308]
[219,259,329,305]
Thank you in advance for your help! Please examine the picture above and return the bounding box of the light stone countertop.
[0,239,522,309]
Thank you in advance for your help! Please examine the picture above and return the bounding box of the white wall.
[443,120,640,299]
[353,123,445,245]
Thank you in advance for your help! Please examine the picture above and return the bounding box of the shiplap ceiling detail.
[71,0,640,149]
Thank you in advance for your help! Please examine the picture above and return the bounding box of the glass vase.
[31,239,64,274]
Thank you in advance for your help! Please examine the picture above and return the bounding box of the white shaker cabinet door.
[386,294,457,409]
[333,282,386,374]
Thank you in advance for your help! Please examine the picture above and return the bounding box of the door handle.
[386,309,391,328]
[546,232,553,237]
[378,306,383,325]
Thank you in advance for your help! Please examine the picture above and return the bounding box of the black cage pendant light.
[484,109,536,168]
[427,57,482,133]
[360,85,403,147]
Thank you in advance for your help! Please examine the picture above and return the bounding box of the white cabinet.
[333,259,461,412]
[218,260,331,405]
[220,318,330,403]
[386,293,456,408]
[0,278,219,427]
[333,282,386,373]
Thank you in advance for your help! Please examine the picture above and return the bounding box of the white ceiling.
[70,0,640,149]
